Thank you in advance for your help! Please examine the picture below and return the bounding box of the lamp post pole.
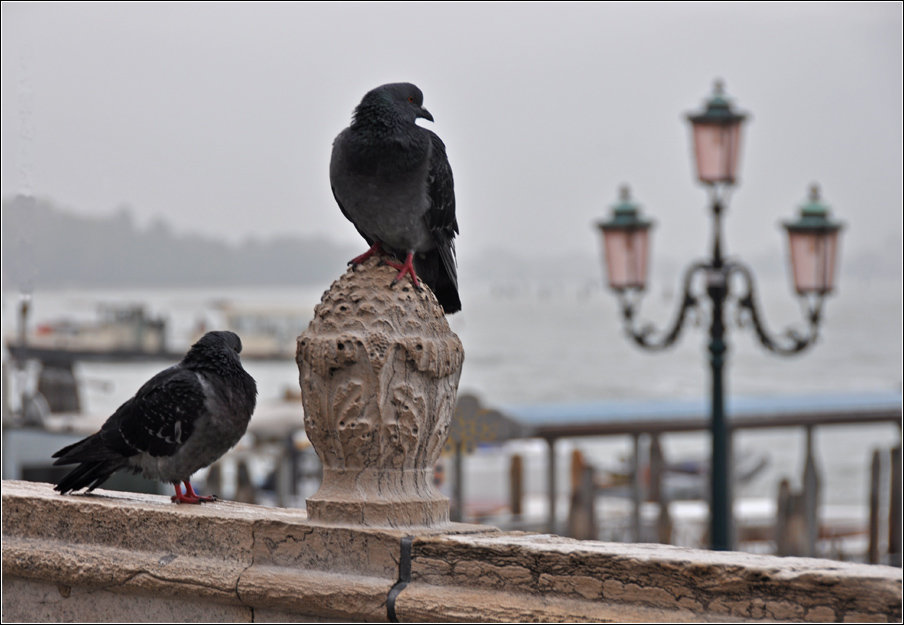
[707,193,731,550]
[596,81,844,551]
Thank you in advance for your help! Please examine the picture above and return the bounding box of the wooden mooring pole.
[802,425,820,557]
[869,448,881,564]
[889,445,902,567]
[451,440,465,522]
[509,453,524,517]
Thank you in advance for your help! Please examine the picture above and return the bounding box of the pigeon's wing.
[424,130,458,247]
[330,129,375,247]
[422,130,461,313]
[105,366,206,458]
[331,185,374,246]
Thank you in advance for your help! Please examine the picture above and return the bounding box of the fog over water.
[2,3,901,271]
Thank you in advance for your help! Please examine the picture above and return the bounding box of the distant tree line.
[2,195,898,293]
[1,195,356,290]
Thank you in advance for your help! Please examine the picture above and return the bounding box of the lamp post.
[596,81,844,551]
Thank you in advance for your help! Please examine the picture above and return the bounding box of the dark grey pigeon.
[52,331,257,504]
[330,82,461,314]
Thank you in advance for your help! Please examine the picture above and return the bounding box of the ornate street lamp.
[687,79,747,186]
[596,81,844,551]
[597,186,653,292]
[784,184,843,297]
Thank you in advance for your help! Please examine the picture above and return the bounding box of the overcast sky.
[2,2,902,270]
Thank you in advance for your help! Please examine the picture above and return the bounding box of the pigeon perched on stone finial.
[52,331,257,504]
[330,82,461,314]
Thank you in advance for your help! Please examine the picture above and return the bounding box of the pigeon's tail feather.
[54,458,130,494]
[53,432,131,493]
[52,433,121,465]
[433,269,461,315]
[416,249,461,314]
[434,245,461,315]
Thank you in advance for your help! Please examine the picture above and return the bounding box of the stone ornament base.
[307,467,449,527]
[297,258,463,527]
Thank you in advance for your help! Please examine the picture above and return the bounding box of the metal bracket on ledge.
[386,535,413,622]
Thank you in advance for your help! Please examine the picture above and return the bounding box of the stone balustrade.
[2,480,901,622]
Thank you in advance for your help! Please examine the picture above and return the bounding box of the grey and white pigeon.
[52,331,257,504]
[330,82,461,314]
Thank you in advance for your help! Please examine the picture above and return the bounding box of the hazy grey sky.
[2,2,902,268]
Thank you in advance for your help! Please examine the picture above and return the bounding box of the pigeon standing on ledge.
[52,331,257,504]
[330,82,461,314]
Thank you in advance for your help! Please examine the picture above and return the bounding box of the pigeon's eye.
[408,96,415,103]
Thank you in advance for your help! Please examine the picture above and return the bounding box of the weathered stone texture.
[3,480,901,623]
[297,258,463,527]
[237,566,391,621]
[409,532,902,622]
[2,577,252,623]
[250,520,404,578]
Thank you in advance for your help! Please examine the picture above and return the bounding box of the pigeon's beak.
[418,107,434,123]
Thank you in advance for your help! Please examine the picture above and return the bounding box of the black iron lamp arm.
[726,260,823,355]
[617,262,710,351]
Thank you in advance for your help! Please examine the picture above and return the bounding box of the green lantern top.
[784,184,843,233]
[598,186,653,231]
[687,79,748,126]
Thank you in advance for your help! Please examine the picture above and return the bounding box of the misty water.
[2,273,901,549]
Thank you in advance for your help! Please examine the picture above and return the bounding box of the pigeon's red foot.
[171,480,217,504]
[349,242,384,266]
[386,252,421,290]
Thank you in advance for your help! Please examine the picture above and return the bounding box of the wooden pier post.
[802,425,820,557]
[869,448,882,564]
[509,453,524,517]
[889,445,902,567]
[451,440,464,522]
[631,433,642,542]
[649,435,672,544]
[546,437,558,534]
[568,450,596,540]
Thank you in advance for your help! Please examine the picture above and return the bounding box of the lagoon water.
[2,272,901,540]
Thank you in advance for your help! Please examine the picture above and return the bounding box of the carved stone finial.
[296,257,464,527]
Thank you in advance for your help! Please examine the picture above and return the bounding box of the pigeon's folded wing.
[331,184,374,247]
[424,131,458,277]
[109,368,205,458]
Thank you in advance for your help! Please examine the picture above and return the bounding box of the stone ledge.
[2,480,901,623]
[409,533,903,622]
[395,581,735,623]
[1,480,491,622]
[2,577,254,623]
